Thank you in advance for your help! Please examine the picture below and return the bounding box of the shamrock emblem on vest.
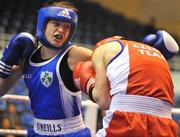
[40,71,53,88]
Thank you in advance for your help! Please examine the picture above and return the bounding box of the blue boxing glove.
[0,32,36,78]
[143,30,179,60]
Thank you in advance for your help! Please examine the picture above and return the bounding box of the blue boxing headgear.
[36,7,78,50]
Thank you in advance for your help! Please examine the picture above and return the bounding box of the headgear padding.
[36,7,78,50]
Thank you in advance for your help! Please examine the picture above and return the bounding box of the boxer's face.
[45,20,71,48]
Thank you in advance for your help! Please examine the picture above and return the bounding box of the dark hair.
[44,1,78,12]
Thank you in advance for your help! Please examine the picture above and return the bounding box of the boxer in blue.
[0,1,92,137]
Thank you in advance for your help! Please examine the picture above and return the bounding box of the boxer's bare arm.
[91,46,111,110]
[92,42,123,110]
[67,45,93,71]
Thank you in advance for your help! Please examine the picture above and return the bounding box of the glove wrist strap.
[88,84,95,102]
[0,60,13,78]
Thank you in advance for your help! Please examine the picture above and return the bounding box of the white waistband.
[110,94,172,119]
[33,115,85,136]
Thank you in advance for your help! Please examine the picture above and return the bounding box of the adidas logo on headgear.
[57,9,71,19]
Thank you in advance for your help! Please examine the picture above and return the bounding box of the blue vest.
[23,46,82,119]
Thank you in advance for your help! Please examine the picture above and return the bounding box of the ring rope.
[2,94,30,102]
[1,94,98,107]
[0,129,27,136]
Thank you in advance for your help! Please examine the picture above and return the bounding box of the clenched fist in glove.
[0,32,36,78]
[143,30,179,60]
[73,61,95,101]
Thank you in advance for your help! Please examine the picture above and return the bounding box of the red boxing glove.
[73,61,95,99]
